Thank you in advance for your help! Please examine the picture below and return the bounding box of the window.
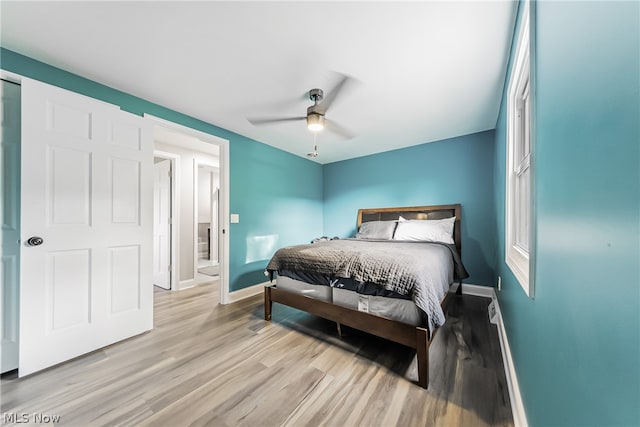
[506,2,533,296]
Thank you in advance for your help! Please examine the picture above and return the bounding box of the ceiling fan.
[247,74,357,151]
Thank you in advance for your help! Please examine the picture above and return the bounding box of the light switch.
[230,214,240,223]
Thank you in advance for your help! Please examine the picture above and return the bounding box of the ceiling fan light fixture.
[307,113,325,132]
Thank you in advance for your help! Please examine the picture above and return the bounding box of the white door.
[153,159,171,289]
[1,80,21,373]
[19,78,153,377]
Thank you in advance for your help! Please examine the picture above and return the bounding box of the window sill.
[506,246,530,296]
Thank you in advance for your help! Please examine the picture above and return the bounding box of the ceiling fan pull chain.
[313,132,318,155]
[307,133,319,158]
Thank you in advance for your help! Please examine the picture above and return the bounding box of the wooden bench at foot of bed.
[264,284,458,389]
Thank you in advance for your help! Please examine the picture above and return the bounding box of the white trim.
[456,284,528,427]
[177,279,196,291]
[218,141,231,304]
[505,245,529,293]
[492,295,529,427]
[1,70,24,84]
[144,114,228,146]
[457,283,495,299]
[144,114,230,304]
[505,0,532,297]
[153,150,180,291]
[225,282,268,304]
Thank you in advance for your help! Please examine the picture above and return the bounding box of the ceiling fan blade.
[247,116,306,126]
[325,119,356,140]
[317,73,356,114]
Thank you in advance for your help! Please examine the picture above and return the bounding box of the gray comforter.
[266,239,468,332]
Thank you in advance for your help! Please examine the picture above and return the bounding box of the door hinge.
[168,264,172,272]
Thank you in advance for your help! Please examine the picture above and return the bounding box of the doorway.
[146,115,229,301]
[153,156,173,290]
[1,75,230,378]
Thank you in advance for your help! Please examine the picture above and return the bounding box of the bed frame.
[264,204,462,389]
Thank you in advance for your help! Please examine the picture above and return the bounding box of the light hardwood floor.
[1,280,513,427]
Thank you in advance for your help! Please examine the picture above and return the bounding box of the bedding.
[265,204,464,389]
[354,220,397,240]
[393,216,455,244]
[266,238,468,332]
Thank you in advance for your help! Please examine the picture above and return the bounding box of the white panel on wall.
[46,101,92,140]
[49,147,91,226]
[47,249,91,332]
[111,157,140,224]
[109,246,140,314]
[110,121,141,151]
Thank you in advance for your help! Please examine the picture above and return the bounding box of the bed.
[263,204,468,388]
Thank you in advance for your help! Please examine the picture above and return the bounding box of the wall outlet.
[230,214,240,223]
[497,275,502,291]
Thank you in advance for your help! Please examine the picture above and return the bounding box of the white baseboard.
[457,283,527,427]
[492,293,528,427]
[458,282,495,298]
[177,279,195,291]
[222,281,267,304]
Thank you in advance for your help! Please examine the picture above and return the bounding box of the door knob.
[26,236,44,247]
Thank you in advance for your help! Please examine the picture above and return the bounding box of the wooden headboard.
[357,204,462,254]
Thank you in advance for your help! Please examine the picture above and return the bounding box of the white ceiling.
[1,1,516,164]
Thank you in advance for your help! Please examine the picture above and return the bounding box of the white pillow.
[393,217,455,244]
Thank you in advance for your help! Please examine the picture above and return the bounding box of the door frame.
[144,115,230,303]
[153,151,180,290]
[194,161,220,272]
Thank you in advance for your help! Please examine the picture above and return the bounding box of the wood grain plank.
[0,281,513,427]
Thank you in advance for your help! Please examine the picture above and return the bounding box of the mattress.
[275,275,425,326]
[278,269,411,299]
[267,239,464,332]
[276,275,332,302]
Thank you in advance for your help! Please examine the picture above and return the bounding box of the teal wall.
[323,131,497,286]
[6,3,640,421]
[494,2,640,426]
[0,48,324,292]
[231,142,322,289]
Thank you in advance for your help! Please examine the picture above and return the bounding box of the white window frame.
[506,2,533,297]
